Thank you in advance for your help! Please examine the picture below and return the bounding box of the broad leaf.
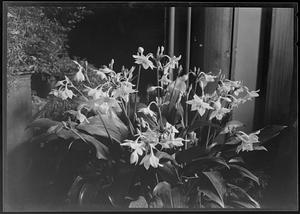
[229,164,260,185]
[189,119,221,131]
[56,128,80,140]
[27,118,60,130]
[157,161,182,186]
[198,189,224,208]
[175,146,209,164]
[227,183,260,208]
[156,151,179,166]
[183,156,230,175]
[153,181,172,208]
[79,132,109,160]
[258,125,287,144]
[152,181,187,208]
[67,176,85,204]
[129,196,148,208]
[149,195,164,208]
[30,132,59,144]
[78,183,99,206]
[77,114,129,144]
[202,171,226,208]
[231,200,256,208]
[228,157,244,164]
[170,187,188,208]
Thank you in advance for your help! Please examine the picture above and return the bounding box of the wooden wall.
[264,8,295,125]
[231,8,262,132]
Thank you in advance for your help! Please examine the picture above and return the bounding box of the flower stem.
[206,125,211,148]
[71,84,88,101]
[98,112,113,144]
[156,67,160,98]
[84,61,92,86]
[181,112,198,138]
[134,65,141,121]
[155,173,159,184]
[120,101,135,136]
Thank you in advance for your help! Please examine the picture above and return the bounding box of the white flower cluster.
[50,60,137,122]
[121,122,186,170]
[186,72,260,121]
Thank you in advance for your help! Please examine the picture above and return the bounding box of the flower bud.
[138,47,144,54]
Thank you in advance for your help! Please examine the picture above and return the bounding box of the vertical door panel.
[231,8,262,132]
[264,8,294,125]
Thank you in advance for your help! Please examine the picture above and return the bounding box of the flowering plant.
[28,46,286,209]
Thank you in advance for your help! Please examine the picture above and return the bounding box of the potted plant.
[26,46,286,209]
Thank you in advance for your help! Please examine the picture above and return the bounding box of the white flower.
[165,55,182,70]
[244,89,260,101]
[138,106,156,118]
[73,61,85,82]
[209,99,231,120]
[99,66,115,74]
[140,150,162,170]
[122,138,144,165]
[220,120,244,134]
[50,86,75,100]
[96,71,107,80]
[133,48,155,70]
[112,81,137,102]
[74,69,85,82]
[165,122,179,134]
[186,94,214,116]
[159,74,172,86]
[233,87,244,96]
[84,86,107,100]
[161,136,185,149]
[76,110,89,123]
[198,72,217,89]
[236,130,262,153]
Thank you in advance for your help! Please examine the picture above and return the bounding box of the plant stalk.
[206,125,211,148]
[98,112,113,144]
[133,65,141,121]
[120,101,135,136]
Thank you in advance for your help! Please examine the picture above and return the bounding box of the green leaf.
[202,171,226,208]
[198,189,224,208]
[175,146,209,164]
[183,156,230,175]
[227,183,260,208]
[152,181,188,208]
[257,125,287,144]
[30,132,59,144]
[129,196,148,208]
[170,187,188,208]
[56,128,80,140]
[156,151,179,166]
[67,176,85,204]
[228,157,244,164]
[149,195,164,208]
[189,119,221,131]
[229,164,260,185]
[77,114,129,144]
[231,200,256,208]
[157,161,182,186]
[27,118,60,130]
[78,183,99,206]
[79,132,109,160]
[153,181,172,208]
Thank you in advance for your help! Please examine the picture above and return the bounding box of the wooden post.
[231,8,262,132]
[203,7,234,93]
[264,8,294,125]
[168,7,175,80]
